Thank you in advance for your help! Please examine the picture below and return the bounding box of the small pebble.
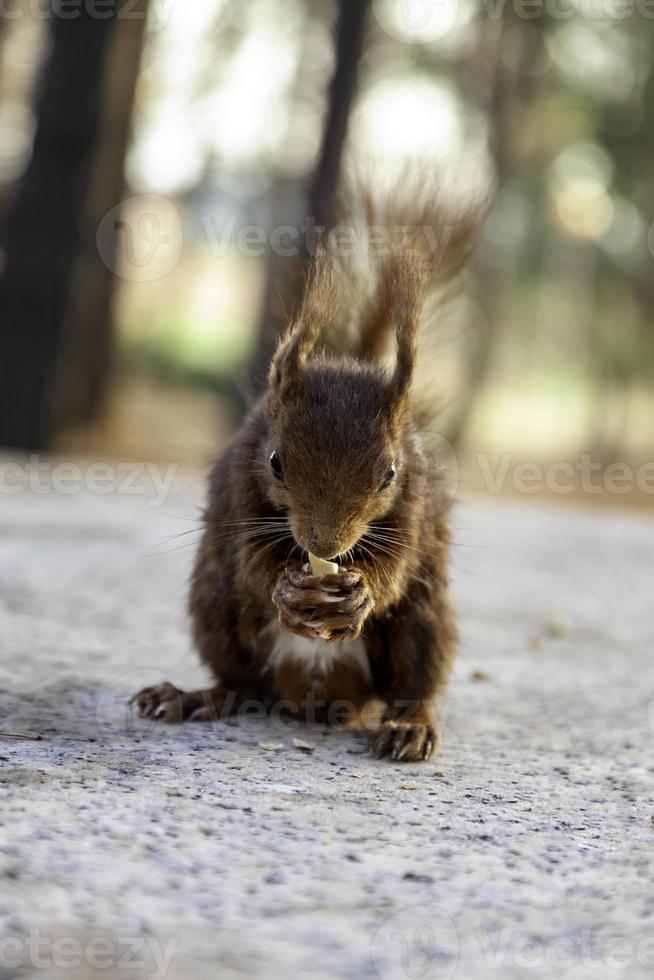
[547,614,571,638]
[403,872,434,883]
[292,738,315,753]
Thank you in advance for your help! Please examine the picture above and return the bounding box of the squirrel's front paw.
[273,566,373,643]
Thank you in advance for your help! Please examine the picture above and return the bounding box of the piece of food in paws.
[308,552,339,577]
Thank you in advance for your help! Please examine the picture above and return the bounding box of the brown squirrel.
[133,185,481,761]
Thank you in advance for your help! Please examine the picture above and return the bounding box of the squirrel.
[133,182,482,762]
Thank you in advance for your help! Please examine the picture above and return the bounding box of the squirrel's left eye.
[270,450,284,481]
[379,463,396,491]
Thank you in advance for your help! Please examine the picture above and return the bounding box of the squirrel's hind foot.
[130,682,224,723]
[369,720,439,762]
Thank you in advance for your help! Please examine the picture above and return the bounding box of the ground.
[1,464,653,980]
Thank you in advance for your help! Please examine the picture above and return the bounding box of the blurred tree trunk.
[248,0,370,395]
[305,0,370,228]
[0,0,149,450]
[58,1,150,430]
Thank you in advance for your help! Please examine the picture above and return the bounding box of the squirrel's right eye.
[270,450,284,481]
[379,462,396,492]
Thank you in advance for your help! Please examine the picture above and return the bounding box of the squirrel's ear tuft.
[268,319,317,395]
[380,252,426,422]
[268,251,334,395]
[352,174,488,364]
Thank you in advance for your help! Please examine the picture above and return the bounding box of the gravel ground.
[1,465,653,980]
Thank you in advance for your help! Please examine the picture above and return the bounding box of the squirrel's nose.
[308,525,341,560]
[312,545,341,561]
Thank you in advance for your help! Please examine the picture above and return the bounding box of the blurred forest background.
[0,0,653,506]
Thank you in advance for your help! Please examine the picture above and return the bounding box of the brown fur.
[133,184,482,762]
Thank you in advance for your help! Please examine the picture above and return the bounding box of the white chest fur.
[268,622,371,684]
